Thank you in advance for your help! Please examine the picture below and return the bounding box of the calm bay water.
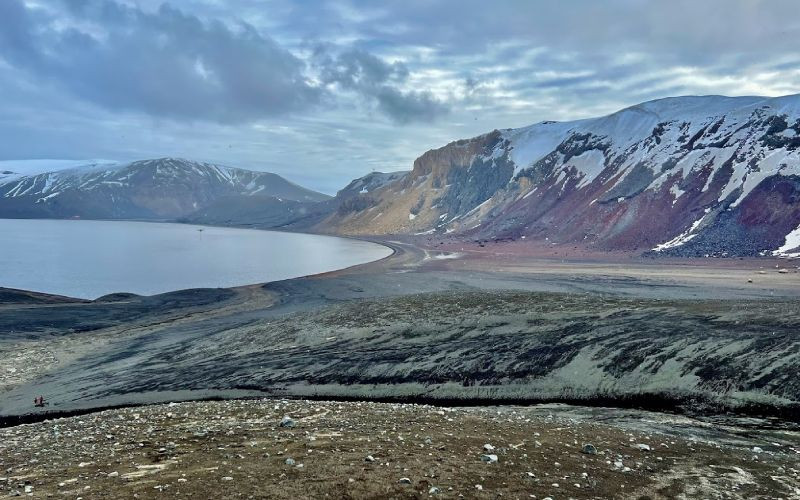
[0,219,392,299]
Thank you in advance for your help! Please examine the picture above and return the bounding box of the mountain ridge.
[318,93,800,257]
[2,93,799,258]
[0,157,329,221]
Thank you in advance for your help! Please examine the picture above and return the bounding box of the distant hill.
[0,157,329,220]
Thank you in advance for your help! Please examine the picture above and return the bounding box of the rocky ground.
[1,399,799,499]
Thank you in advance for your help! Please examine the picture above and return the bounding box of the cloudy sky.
[1,0,799,193]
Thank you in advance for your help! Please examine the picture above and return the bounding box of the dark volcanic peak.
[323,93,800,257]
[0,157,329,220]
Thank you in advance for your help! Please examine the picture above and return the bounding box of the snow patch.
[568,149,607,188]
[669,183,685,205]
[35,191,61,203]
[504,121,577,173]
[773,223,800,257]
[729,150,795,207]
[652,216,706,251]
[433,252,463,260]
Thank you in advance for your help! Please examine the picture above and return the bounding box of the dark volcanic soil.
[1,240,799,419]
[2,399,799,499]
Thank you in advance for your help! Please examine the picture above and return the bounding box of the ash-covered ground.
[2,286,799,418]
[2,399,799,499]
[1,239,799,499]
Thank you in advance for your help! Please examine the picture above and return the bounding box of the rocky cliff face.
[0,158,329,221]
[321,94,800,257]
[326,131,515,235]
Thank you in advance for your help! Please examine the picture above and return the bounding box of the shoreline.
[0,215,797,302]
[0,218,397,300]
[1,219,799,425]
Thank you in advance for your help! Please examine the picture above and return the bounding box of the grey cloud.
[316,48,450,123]
[0,4,322,125]
[0,0,321,123]
[315,0,800,65]
[372,86,448,124]
[464,76,480,91]
[318,49,408,87]
[0,0,40,63]
[0,0,452,125]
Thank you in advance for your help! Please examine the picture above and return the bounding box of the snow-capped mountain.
[0,160,120,187]
[0,170,20,185]
[323,94,800,257]
[0,159,120,176]
[0,158,329,220]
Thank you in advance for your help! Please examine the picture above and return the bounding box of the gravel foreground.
[1,399,799,499]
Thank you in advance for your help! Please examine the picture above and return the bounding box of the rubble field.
[1,399,798,499]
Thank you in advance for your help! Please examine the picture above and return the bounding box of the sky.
[1,0,799,193]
